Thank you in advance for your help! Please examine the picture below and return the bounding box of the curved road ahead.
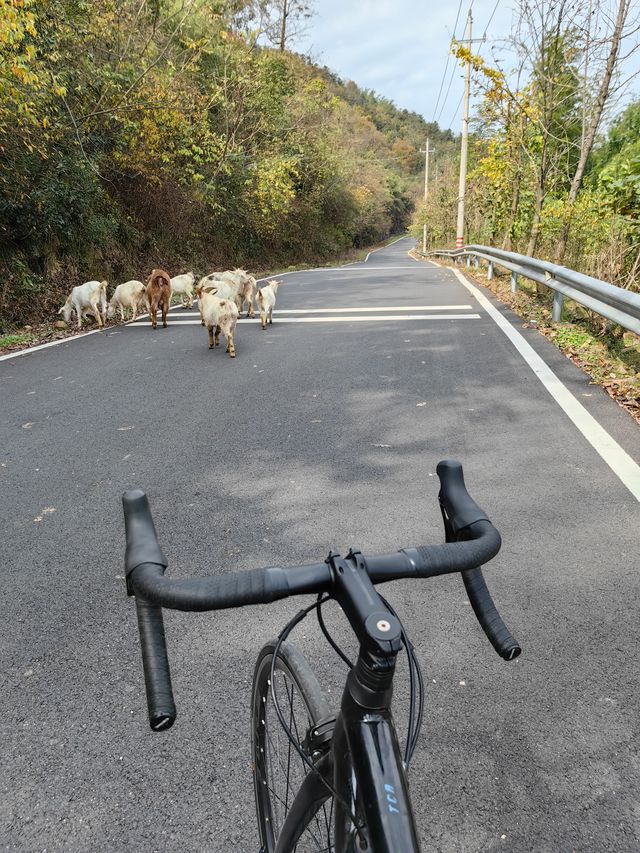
[2,238,638,852]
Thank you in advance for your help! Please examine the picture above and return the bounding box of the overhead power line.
[431,0,464,123]
[449,92,464,129]
[482,0,500,39]
[443,0,498,130]
[436,52,460,124]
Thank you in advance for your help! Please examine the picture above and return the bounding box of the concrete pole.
[422,137,431,252]
[455,9,472,250]
[424,136,430,203]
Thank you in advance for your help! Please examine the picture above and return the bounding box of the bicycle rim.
[251,641,337,852]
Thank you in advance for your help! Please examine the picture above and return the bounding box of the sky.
[293,0,640,132]
[293,0,517,131]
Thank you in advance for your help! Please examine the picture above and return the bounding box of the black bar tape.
[436,460,490,535]
[131,562,291,612]
[123,490,167,579]
[410,521,502,576]
[135,594,177,731]
[462,568,521,661]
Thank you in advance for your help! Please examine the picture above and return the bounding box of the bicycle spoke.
[254,647,335,853]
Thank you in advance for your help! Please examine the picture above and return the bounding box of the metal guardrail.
[417,245,640,336]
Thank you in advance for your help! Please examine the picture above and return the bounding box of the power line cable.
[432,0,464,122]
[449,91,464,130]
[444,0,497,130]
[436,52,461,124]
[482,0,500,38]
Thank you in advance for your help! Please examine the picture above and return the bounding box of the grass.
[0,333,33,349]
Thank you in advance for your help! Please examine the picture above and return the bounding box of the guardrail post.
[552,291,564,322]
[488,261,494,281]
[474,256,479,270]
[466,256,471,268]
[510,271,517,293]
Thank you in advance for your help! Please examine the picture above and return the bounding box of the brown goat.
[146,268,171,329]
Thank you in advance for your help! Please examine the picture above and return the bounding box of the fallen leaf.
[416,402,427,407]
[34,506,56,522]
[117,426,135,431]
[22,422,34,429]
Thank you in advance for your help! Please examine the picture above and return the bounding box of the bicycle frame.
[334,698,421,851]
[273,647,420,853]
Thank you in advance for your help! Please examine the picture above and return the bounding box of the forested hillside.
[0,0,445,327]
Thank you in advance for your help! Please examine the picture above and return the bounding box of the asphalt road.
[2,237,639,852]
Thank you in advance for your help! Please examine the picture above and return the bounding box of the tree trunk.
[555,0,630,263]
[528,177,547,294]
[502,167,521,252]
[279,0,288,51]
[527,181,544,258]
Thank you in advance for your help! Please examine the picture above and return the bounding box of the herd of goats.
[57,268,282,358]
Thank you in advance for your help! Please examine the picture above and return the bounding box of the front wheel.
[251,640,337,852]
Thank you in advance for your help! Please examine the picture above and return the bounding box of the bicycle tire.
[251,640,340,852]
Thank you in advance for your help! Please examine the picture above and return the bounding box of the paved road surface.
[2,238,638,852]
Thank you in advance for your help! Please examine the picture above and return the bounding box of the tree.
[555,0,638,262]
[236,0,314,51]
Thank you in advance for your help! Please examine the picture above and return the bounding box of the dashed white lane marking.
[449,266,640,502]
[126,314,481,325]
[160,305,472,317]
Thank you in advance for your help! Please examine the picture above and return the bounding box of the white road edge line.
[0,327,105,362]
[0,300,188,363]
[450,266,640,502]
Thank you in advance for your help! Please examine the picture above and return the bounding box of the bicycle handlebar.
[123,461,521,731]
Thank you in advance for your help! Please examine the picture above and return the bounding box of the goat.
[146,268,171,329]
[220,269,256,317]
[239,274,257,318]
[107,280,146,322]
[199,288,239,357]
[170,272,195,308]
[195,277,236,326]
[58,280,107,330]
[256,280,281,330]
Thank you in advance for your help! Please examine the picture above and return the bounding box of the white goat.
[195,277,236,326]
[58,280,107,329]
[170,272,195,308]
[220,269,256,317]
[199,289,239,358]
[107,280,146,322]
[256,280,281,329]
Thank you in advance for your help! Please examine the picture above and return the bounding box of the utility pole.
[420,137,434,253]
[456,9,472,249]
